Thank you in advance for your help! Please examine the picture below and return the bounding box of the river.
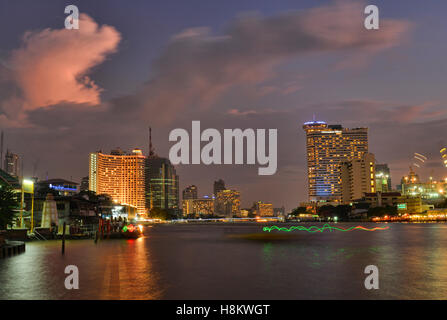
[1,222,446,299]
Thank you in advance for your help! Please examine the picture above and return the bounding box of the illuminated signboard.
[49,184,77,192]
[397,203,407,210]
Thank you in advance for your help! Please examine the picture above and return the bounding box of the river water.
[1,222,447,299]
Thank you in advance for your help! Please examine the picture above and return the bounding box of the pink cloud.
[132,0,411,122]
[10,14,120,110]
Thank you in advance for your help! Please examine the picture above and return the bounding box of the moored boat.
[121,224,144,239]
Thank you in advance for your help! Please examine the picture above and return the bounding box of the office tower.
[145,155,179,216]
[215,189,241,217]
[213,179,226,197]
[89,148,146,215]
[341,153,376,203]
[375,164,391,192]
[80,176,89,192]
[142,128,179,216]
[183,185,198,200]
[303,121,368,202]
[4,150,19,177]
[253,201,274,217]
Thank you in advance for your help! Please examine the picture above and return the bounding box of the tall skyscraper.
[145,127,179,214]
[145,156,179,215]
[375,164,392,192]
[183,185,198,200]
[341,153,376,203]
[213,179,226,197]
[144,128,179,216]
[303,121,368,202]
[89,148,146,215]
[4,150,19,177]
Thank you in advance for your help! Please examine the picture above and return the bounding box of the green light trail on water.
[263,224,389,233]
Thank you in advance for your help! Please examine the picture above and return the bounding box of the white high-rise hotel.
[303,121,375,203]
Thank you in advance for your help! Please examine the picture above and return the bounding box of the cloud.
[8,13,120,111]
[130,0,410,121]
[307,100,446,125]
[1,1,410,127]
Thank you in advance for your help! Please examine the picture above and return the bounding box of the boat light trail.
[263,224,389,233]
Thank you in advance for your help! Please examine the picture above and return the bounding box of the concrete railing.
[0,241,25,259]
[0,231,5,246]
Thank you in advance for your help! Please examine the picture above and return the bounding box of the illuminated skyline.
[2,1,447,211]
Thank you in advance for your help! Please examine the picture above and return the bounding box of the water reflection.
[2,223,447,299]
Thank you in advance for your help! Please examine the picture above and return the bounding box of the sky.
[1,0,447,211]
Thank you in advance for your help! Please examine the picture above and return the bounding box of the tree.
[317,205,351,220]
[367,206,397,218]
[290,206,308,216]
[149,207,169,220]
[436,198,447,208]
[0,185,19,230]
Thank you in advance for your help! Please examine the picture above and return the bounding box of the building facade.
[253,201,274,217]
[182,185,198,200]
[145,155,179,216]
[215,189,240,217]
[341,153,376,203]
[375,164,392,192]
[182,197,214,217]
[89,149,146,215]
[213,179,226,197]
[4,150,19,177]
[37,178,79,197]
[80,176,89,192]
[303,121,368,202]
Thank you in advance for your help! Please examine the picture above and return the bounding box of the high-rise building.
[4,150,19,177]
[80,176,89,192]
[215,189,240,217]
[341,153,376,203]
[145,155,179,216]
[375,164,391,192]
[89,148,146,215]
[303,121,368,202]
[213,179,226,197]
[183,185,198,200]
[144,127,180,216]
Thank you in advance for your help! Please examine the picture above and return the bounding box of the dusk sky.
[1,0,447,211]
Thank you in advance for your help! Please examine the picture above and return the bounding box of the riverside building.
[303,121,368,203]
